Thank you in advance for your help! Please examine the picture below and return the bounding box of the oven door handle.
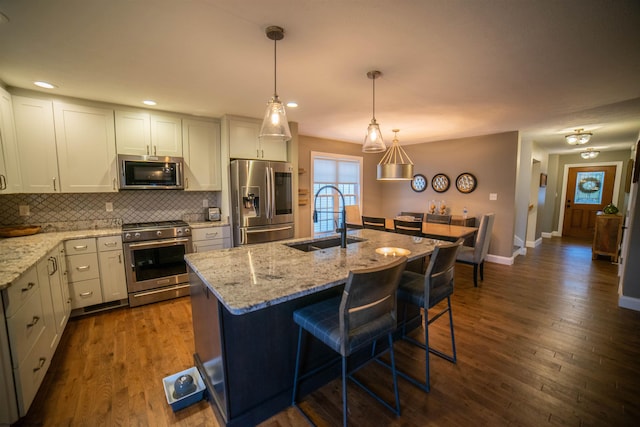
[126,238,191,250]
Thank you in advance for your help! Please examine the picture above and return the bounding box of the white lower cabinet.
[65,236,127,310]
[97,236,127,302]
[192,226,231,253]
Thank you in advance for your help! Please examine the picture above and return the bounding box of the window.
[311,152,362,234]
[574,171,604,204]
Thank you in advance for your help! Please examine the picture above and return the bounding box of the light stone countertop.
[185,229,439,315]
[0,228,122,289]
[188,220,230,229]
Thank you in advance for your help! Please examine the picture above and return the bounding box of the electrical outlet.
[489,193,498,201]
[105,202,113,212]
[202,199,209,208]
[19,205,30,216]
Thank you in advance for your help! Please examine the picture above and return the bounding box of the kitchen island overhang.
[185,229,438,426]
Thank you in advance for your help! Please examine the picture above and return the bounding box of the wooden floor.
[15,237,640,426]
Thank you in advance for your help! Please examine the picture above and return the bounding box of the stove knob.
[184,228,191,234]
[124,233,131,240]
[134,232,141,238]
[156,230,163,237]
[177,229,183,235]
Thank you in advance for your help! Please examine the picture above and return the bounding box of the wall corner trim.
[486,254,515,266]
[619,295,640,312]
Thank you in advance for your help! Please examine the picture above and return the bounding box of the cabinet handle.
[103,241,117,247]
[0,174,6,190]
[76,265,90,271]
[205,232,218,238]
[21,282,35,292]
[79,291,93,297]
[261,149,264,158]
[118,254,122,263]
[48,257,56,275]
[257,149,260,158]
[53,177,57,191]
[73,245,88,250]
[113,178,116,190]
[185,177,189,189]
[153,145,157,155]
[146,145,150,155]
[26,316,40,328]
[33,357,47,373]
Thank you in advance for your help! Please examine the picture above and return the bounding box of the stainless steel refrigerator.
[230,159,294,245]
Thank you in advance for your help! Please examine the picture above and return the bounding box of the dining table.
[347,218,478,242]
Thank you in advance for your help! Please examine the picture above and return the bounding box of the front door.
[562,165,616,239]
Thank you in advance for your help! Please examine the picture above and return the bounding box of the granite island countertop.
[0,228,122,289]
[185,229,440,315]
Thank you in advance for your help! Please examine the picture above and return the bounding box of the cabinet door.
[115,110,151,155]
[151,114,182,157]
[54,102,117,192]
[228,117,260,159]
[97,250,127,302]
[260,137,288,161]
[0,87,22,193]
[12,96,60,193]
[36,252,63,355]
[183,118,221,191]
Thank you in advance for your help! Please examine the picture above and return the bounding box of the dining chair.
[291,256,408,426]
[345,205,363,229]
[362,215,386,230]
[394,219,423,236]
[426,213,452,224]
[456,213,495,287]
[395,239,463,392]
[400,211,425,221]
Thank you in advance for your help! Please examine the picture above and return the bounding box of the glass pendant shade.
[259,26,291,141]
[363,118,386,153]
[362,70,386,153]
[377,129,414,180]
[260,95,291,140]
[565,128,592,145]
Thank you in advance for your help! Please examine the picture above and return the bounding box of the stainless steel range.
[122,220,192,307]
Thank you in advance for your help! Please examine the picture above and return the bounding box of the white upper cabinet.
[53,102,118,192]
[227,115,287,161]
[0,87,22,193]
[115,110,182,157]
[183,118,221,191]
[12,96,60,193]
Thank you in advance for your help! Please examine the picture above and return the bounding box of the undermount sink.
[285,236,366,252]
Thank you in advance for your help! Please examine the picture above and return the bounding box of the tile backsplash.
[0,191,220,231]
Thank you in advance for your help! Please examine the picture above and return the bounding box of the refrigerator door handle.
[246,226,293,234]
[265,166,272,219]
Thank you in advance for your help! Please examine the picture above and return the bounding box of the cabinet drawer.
[66,253,99,282]
[69,279,102,309]
[13,328,52,416]
[3,267,39,318]
[64,238,97,255]
[97,235,122,252]
[6,290,46,369]
[192,226,230,241]
[193,241,225,253]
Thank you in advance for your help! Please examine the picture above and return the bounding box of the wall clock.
[431,173,450,193]
[411,174,428,192]
[456,172,477,193]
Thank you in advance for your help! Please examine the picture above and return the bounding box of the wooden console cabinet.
[592,213,623,262]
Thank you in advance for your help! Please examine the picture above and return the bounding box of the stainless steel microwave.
[118,154,184,190]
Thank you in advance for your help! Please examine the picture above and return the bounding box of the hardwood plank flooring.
[14,237,640,426]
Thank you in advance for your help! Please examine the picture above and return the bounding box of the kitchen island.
[185,229,438,426]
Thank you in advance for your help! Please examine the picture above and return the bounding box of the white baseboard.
[486,253,515,265]
[526,238,542,248]
[551,230,562,237]
[619,295,640,312]
[541,232,553,238]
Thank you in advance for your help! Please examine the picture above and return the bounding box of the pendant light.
[565,128,592,145]
[377,129,414,180]
[362,70,386,153]
[580,147,600,159]
[259,26,291,141]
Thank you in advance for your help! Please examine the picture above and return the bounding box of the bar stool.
[291,256,408,426]
[396,239,462,392]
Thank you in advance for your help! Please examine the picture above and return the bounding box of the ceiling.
[1,0,639,155]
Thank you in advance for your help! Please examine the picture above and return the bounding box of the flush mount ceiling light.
[259,25,291,142]
[565,128,593,145]
[142,100,157,106]
[362,70,387,153]
[33,81,57,89]
[377,129,414,180]
[581,147,600,159]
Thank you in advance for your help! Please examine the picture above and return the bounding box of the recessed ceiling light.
[286,101,298,108]
[33,81,57,89]
[143,100,157,106]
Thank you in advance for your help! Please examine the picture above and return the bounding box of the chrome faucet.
[313,185,347,248]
